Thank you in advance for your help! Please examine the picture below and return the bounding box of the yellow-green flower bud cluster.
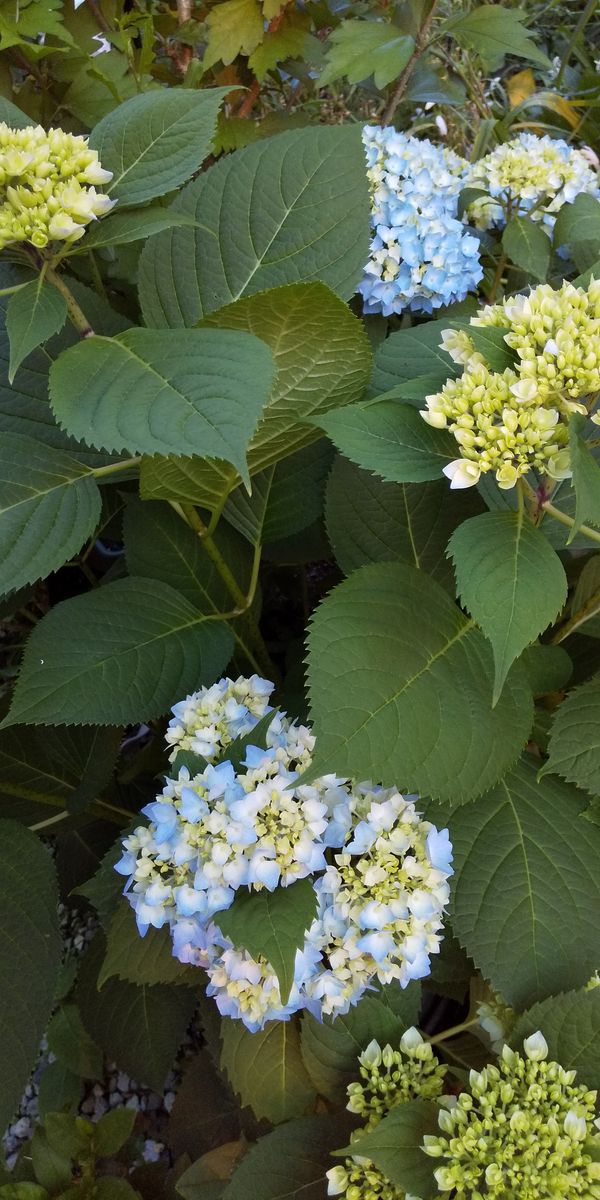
[0,122,114,251]
[423,1033,600,1198]
[421,281,600,490]
[326,1030,446,1200]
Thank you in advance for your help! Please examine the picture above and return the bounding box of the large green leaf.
[224,441,332,546]
[0,433,101,594]
[448,757,600,1007]
[2,578,233,728]
[89,88,229,206]
[306,563,533,803]
[448,511,568,702]
[220,1018,315,1125]
[444,5,551,68]
[541,672,600,794]
[77,936,197,1093]
[569,414,600,539]
[215,880,317,1005]
[49,328,274,479]
[369,320,458,398]
[76,206,198,251]
[99,903,199,989]
[0,724,121,824]
[554,194,600,270]
[138,126,370,326]
[334,1100,439,1199]
[502,216,551,281]
[510,988,600,1089]
[167,1052,240,1163]
[0,821,62,1134]
[46,1003,103,1080]
[140,282,370,508]
[222,1114,355,1200]
[325,457,483,590]
[300,993,419,1103]
[319,397,455,483]
[6,279,67,383]
[320,20,414,88]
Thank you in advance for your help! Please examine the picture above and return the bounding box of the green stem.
[542,500,600,546]
[29,810,70,833]
[88,249,107,299]
[45,264,94,336]
[486,251,508,304]
[380,0,439,125]
[170,502,279,681]
[92,457,141,480]
[551,581,600,644]
[555,0,597,86]
[427,1017,480,1045]
[0,281,30,297]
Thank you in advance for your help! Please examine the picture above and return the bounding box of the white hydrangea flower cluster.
[0,122,115,250]
[116,677,453,1031]
[465,132,599,237]
[422,280,600,490]
[359,125,483,316]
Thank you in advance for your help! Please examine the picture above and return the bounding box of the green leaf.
[3,578,233,728]
[222,1114,354,1200]
[77,206,199,251]
[138,127,371,325]
[369,320,458,398]
[319,399,455,484]
[320,21,414,89]
[248,13,310,80]
[325,456,483,591]
[141,283,370,509]
[75,839,127,932]
[553,194,600,270]
[99,902,198,988]
[457,186,490,219]
[335,1099,439,1199]
[510,987,600,1089]
[0,433,101,594]
[307,563,533,804]
[448,510,568,702]
[89,88,229,206]
[569,414,600,539]
[452,322,517,372]
[447,756,600,1006]
[541,672,600,794]
[203,0,263,67]
[519,643,572,695]
[502,216,551,280]
[94,1107,137,1157]
[0,1187,48,1199]
[168,1051,240,1163]
[0,821,62,1135]
[37,1061,81,1120]
[49,328,274,481]
[301,993,418,1103]
[445,6,551,69]
[6,280,67,383]
[220,1019,315,1125]
[0,725,121,824]
[215,880,317,1005]
[77,936,197,1093]
[0,96,31,127]
[46,1003,104,1079]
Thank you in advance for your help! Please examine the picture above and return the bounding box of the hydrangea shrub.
[0,2,600,1197]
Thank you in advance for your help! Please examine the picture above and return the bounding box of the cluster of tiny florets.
[358,125,483,316]
[423,1033,600,1198]
[465,132,599,237]
[327,1030,446,1200]
[116,676,453,1031]
[421,280,600,490]
[0,123,114,250]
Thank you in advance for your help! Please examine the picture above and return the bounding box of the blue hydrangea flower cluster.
[465,132,600,238]
[116,676,453,1032]
[358,125,483,316]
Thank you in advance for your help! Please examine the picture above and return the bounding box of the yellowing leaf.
[506,68,535,106]
[204,0,264,68]
[262,0,286,17]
